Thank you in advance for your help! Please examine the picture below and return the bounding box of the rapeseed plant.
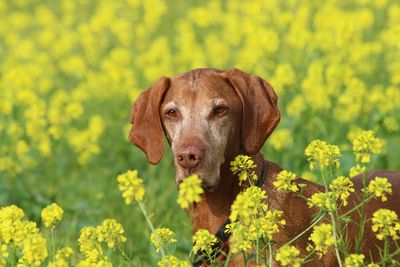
[344,254,365,267]
[371,209,400,241]
[150,228,177,253]
[41,203,64,228]
[230,155,257,185]
[309,223,334,258]
[192,229,217,255]
[273,170,299,192]
[304,140,341,170]
[352,130,383,163]
[275,245,303,267]
[366,177,392,202]
[117,169,145,204]
[177,174,204,209]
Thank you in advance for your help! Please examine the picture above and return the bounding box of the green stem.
[268,243,273,267]
[138,201,165,257]
[340,197,371,218]
[383,238,389,267]
[243,252,248,266]
[223,250,232,267]
[329,211,343,267]
[320,169,343,267]
[284,214,325,247]
[51,227,56,260]
[11,244,16,267]
[355,171,369,253]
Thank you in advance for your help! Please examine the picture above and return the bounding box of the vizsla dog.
[129,68,400,266]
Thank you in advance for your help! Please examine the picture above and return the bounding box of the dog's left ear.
[224,68,280,155]
[129,77,171,164]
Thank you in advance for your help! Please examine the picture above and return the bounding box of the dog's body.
[129,68,400,266]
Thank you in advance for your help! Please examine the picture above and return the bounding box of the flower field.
[0,0,400,265]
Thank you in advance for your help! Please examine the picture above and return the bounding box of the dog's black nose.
[177,144,203,169]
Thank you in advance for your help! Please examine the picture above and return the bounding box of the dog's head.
[129,68,280,191]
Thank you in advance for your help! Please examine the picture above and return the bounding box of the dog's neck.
[189,153,266,234]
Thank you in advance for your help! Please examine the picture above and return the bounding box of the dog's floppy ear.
[129,77,170,164]
[224,68,280,155]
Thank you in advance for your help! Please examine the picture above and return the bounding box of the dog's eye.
[211,106,228,118]
[166,108,178,118]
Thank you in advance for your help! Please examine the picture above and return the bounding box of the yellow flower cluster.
[150,227,177,253]
[344,254,365,267]
[230,155,257,186]
[305,140,341,170]
[371,209,400,241]
[48,247,74,267]
[329,176,355,206]
[366,177,392,201]
[226,186,285,253]
[273,170,299,192]
[41,203,64,228]
[349,164,367,177]
[308,192,337,211]
[309,223,334,258]
[157,255,190,267]
[275,245,303,267]
[352,130,383,163]
[117,169,145,204]
[0,205,35,245]
[78,219,126,264]
[177,174,204,209]
[192,229,217,255]
[19,233,48,266]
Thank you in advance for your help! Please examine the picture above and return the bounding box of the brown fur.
[129,68,400,266]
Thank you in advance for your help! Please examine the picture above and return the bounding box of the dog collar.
[193,160,268,266]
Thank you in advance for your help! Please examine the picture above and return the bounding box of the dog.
[129,68,400,266]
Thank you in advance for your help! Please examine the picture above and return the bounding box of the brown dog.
[129,68,400,266]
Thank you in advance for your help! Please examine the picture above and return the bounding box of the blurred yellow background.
[0,0,399,264]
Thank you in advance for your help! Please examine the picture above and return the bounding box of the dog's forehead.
[164,71,236,105]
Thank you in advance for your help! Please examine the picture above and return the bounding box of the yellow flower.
[0,205,25,244]
[229,186,267,224]
[117,169,145,204]
[192,229,217,255]
[41,203,64,228]
[344,254,365,267]
[329,176,355,206]
[177,174,204,209]
[150,227,177,253]
[371,209,400,240]
[258,210,286,240]
[349,164,366,177]
[309,223,334,258]
[275,246,303,267]
[0,244,8,266]
[273,170,299,192]
[78,226,103,261]
[97,219,127,248]
[366,177,392,201]
[20,233,48,266]
[308,192,337,211]
[157,255,190,267]
[225,222,256,254]
[76,258,112,267]
[48,246,74,266]
[230,155,257,185]
[305,140,341,170]
[352,130,382,163]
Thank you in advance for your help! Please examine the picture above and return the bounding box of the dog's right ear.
[129,77,170,164]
